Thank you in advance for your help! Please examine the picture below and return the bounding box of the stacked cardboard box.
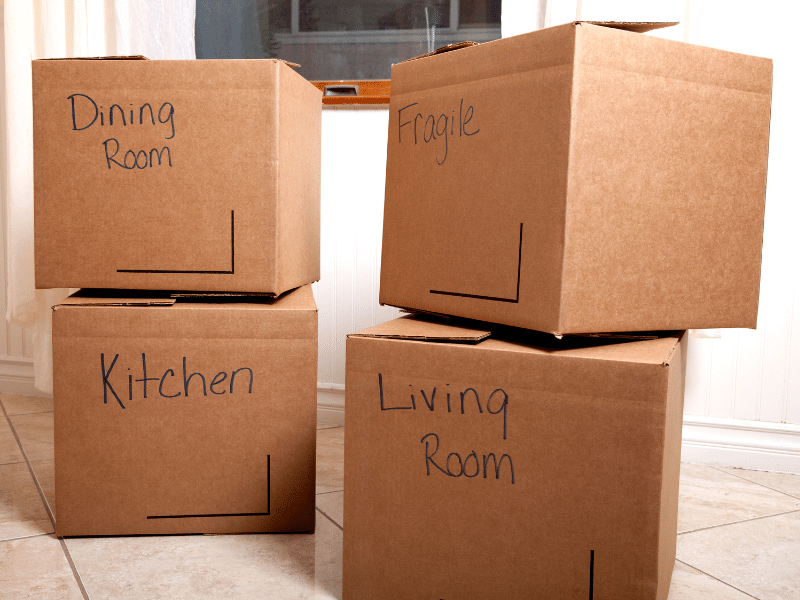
[344,22,772,599]
[33,58,322,536]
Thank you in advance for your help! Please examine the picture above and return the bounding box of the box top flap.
[54,285,316,311]
[400,41,479,63]
[354,317,684,365]
[560,331,661,341]
[57,291,176,307]
[482,331,684,365]
[33,56,301,68]
[398,21,677,64]
[350,314,492,342]
[581,21,678,33]
[170,292,276,299]
[36,55,150,61]
[663,333,685,366]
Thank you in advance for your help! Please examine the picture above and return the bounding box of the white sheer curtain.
[2,0,195,394]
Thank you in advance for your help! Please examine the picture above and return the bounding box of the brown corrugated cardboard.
[33,58,321,294]
[52,285,318,536]
[380,22,773,334]
[344,314,687,599]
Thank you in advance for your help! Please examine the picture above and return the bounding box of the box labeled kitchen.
[34,58,321,294]
[344,314,687,599]
[52,285,318,536]
[379,22,773,334]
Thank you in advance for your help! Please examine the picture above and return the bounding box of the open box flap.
[399,21,678,64]
[581,21,678,33]
[37,55,149,61]
[349,313,491,342]
[170,291,277,299]
[55,290,175,308]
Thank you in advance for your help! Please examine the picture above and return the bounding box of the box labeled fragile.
[380,22,772,334]
[52,285,318,536]
[34,58,321,294]
[344,315,686,599]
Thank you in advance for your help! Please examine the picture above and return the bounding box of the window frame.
[275,0,509,103]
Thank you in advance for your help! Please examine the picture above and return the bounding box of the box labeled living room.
[33,57,321,294]
[344,314,687,599]
[51,285,318,537]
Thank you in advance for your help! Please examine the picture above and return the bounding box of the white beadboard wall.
[314,106,403,423]
[668,0,800,473]
[0,252,36,394]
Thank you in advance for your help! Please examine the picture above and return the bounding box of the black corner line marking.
[117,210,235,274]
[429,222,523,303]
[589,549,595,600]
[267,453,270,515]
[146,454,269,520]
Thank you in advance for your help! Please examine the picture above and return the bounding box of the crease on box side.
[575,61,772,99]
[556,25,581,336]
[271,60,282,295]
[575,25,772,97]
[275,63,322,295]
[388,62,575,103]
[656,332,687,599]
[343,336,374,598]
[747,64,775,330]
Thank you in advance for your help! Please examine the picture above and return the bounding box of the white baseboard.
[681,415,800,475]
[317,383,345,427]
[0,356,49,397]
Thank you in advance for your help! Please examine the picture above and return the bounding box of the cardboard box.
[52,285,318,536]
[34,58,321,294]
[380,22,773,334]
[344,315,686,599]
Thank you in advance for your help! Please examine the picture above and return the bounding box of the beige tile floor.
[1,393,798,599]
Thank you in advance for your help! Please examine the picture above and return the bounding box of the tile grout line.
[0,403,56,528]
[707,464,800,501]
[678,508,800,536]
[675,559,762,600]
[0,531,54,544]
[59,537,91,600]
[316,507,343,532]
[316,489,344,496]
[0,398,91,600]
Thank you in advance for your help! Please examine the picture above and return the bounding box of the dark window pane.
[196,0,501,80]
[459,0,501,28]
[299,0,450,32]
[196,0,265,59]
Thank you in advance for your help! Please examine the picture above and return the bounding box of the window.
[196,0,501,80]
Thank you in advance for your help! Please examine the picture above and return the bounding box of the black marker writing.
[397,98,480,166]
[100,353,253,408]
[378,374,508,439]
[69,93,176,169]
[421,432,515,483]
